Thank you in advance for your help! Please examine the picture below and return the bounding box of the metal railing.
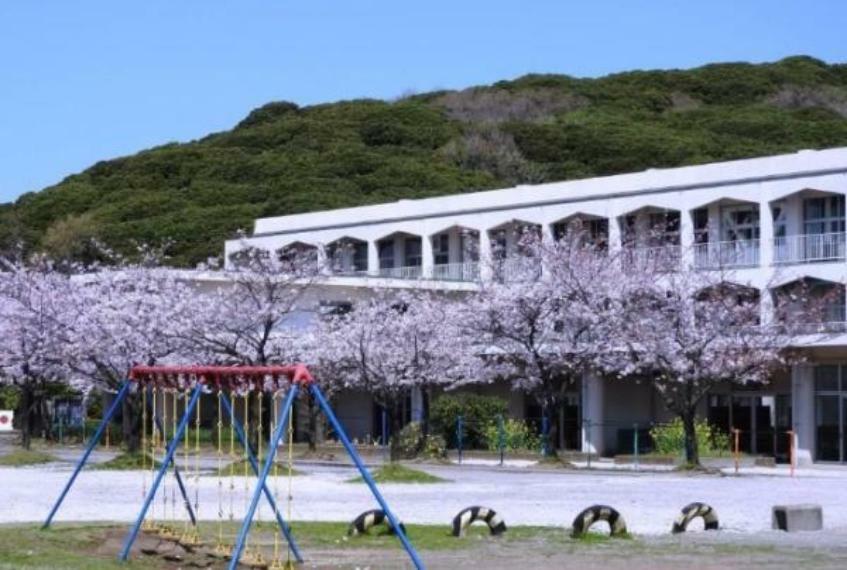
[773,232,846,264]
[430,262,480,282]
[377,265,423,280]
[621,245,681,272]
[693,240,760,269]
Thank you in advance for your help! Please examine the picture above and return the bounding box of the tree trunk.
[681,410,700,467]
[19,386,33,450]
[122,391,142,453]
[545,404,560,458]
[388,404,404,463]
[306,393,319,452]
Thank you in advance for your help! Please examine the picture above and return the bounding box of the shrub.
[394,421,447,460]
[483,418,541,452]
[649,418,730,456]
[430,393,508,449]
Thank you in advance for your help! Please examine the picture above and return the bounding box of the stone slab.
[772,504,823,532]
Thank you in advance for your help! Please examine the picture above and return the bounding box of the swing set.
[42,364,425,570]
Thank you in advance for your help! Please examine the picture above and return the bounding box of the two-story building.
[226,147,847,465]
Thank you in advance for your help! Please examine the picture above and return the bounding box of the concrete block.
[772,504,823,532]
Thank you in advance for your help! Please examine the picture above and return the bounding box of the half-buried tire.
[348,509,406,537]
[672,502,719,534]
[451,506,507,537]
[571,505,627,538]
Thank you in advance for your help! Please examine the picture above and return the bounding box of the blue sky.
[1,1,846,203]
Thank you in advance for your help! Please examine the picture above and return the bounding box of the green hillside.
[3,55,847,266]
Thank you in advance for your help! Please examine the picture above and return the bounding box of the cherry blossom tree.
[311,290,465,460]
[605,263,831,467]
[181,243,324,447]
[456,233,622,454]
[61,266,202,452]
[0,257,77,449]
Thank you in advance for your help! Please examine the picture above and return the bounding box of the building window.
[804,196,845,235]
[692,208,709,244]
[434,234,450,265]
[352,242,368,271]
[721,205,760,241]
[378,241,394,269]
[404,237,422,267]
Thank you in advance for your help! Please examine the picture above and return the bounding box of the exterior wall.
[214,147,847,462]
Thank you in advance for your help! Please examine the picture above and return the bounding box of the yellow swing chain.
[190,387,202,544]
[181,387,191,540]
[242,391,252,559]
[141,385,150,531]
[216,390,226,554]
[149,385,158,531]
[271,391,280,567]
[171,388,178,532]
[285,399,294,569]
[229,390,236,527]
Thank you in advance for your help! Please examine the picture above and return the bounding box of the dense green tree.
[2,56,847,266]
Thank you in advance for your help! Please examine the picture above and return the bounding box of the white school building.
[225,147,847,465]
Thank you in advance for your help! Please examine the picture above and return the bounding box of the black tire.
[671,502,719,534]
[451,506,507,537]
[571,505,627,538]
[348,509,406,537]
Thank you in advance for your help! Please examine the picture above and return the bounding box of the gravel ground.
[5,459,847,537]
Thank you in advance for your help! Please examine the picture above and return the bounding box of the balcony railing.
[774,232,846,264]
[693,240,760,269]
[430,262,480,282]
[621,245,681,272]
[377,265,423,280]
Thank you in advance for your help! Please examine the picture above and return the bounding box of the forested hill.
[4,55,847,266]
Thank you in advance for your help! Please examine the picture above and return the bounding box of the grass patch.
[207,458,303,477]
[88,452,161,471]
[0,449,57,467]
[346,463,446,484]
[574,530,633,543]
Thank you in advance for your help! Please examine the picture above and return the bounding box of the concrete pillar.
[479,229,493,281]
[411,387,425,423]
[680,208,694,269]
[316,243,328,275]
[422,234,433,278]
[368,240,379,275]
[759,199,774,267]
[760,287,775,325]
[791,364,815,465]
[581,372,605,455]
[608,216,622,252]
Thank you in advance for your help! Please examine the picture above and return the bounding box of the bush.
[394,422,447,460]
[430,393,508,449]
[483,418,541,452]
[650,418,730,456]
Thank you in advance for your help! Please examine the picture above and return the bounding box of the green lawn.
[346,463,447,484]
[0,449,57,467]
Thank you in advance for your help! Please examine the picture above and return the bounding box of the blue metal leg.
[43,380,132,529]
[220,392,304,563]
[311,384,426,570]
[119,384,203,561]
[228,385,299,570]
[148,393,197,525]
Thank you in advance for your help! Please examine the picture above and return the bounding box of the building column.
[479,229,493,281]
[421,235,433,279]
[608,216,622,252]
[315,243,328,275]
[680,208,694,269]
[581,372,605,456]
[368,240,379,276]
[791,363,815,465]
[410,387,425,423]
[759,200,773,267]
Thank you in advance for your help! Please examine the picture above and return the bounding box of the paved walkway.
[5,459,847,535]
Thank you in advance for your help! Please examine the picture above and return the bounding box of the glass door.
[816,395,841,461]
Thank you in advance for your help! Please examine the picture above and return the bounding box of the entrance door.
[816,395,840,461]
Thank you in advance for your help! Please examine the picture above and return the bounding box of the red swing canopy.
[128,364,314,390]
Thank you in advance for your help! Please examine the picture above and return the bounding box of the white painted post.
[791,364,815,466]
